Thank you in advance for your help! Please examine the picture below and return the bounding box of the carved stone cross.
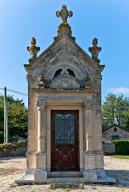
[56,5,73,24]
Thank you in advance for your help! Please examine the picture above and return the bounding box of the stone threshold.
[48,171,81,178]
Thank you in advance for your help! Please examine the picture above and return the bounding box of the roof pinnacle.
[89,38,101,63]
[56,5,73,38]
[56,5,73,24]
[27,37,40,63]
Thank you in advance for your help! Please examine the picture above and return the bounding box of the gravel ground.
[0,156,129,192]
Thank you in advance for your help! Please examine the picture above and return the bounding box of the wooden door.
[51,110,79,171]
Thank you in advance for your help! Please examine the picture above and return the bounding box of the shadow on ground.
[106,170,129,187]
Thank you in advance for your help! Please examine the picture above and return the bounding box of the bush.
[0,142,27,157]
[113,140,129,155]
[0,142,27,151]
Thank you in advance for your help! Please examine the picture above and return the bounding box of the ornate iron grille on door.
[55,113,75,144]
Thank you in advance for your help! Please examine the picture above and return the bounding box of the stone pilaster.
[84,100,94,153]
[37,99,46,153]
[84,100,95,169]
[83,100,97,182]
[36,99,47,172]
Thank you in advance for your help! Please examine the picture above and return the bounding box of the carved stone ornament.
[84,97,97,110]
[84,74,91,88]
[89,38,101,63]
[56,5,73,37]
[27,37,40,63]
[38,75,45,88]
[37,99,46,111]
[56,5,73,25]
[50,69,80,89]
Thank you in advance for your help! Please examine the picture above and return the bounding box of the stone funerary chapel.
[17,5,115,184]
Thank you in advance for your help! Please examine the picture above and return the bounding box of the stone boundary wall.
[0,142,27,157]
[103,143,115,155]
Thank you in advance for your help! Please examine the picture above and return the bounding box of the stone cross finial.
[89,38,101,63]
[56,5,73,24]
[27,37,40,63]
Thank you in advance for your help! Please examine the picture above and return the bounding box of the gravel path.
[0,156,129,192]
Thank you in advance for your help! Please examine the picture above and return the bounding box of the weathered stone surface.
[17,5,115,184]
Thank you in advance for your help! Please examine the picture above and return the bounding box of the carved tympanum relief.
[35,65,93,89]
[50,68,80,89]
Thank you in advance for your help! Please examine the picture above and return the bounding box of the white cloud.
[108,87,129,96]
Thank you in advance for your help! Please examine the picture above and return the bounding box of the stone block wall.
[103,143,115,155]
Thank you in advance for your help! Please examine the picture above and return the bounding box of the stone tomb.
[17,5,115,184]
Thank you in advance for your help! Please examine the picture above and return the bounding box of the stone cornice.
[32,88,97,95]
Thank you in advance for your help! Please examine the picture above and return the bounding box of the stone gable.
[103,125,129,141]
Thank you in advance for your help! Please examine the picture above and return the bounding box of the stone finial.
[56,5,73,24]
[89,38,101,63]
[55,5,73,38]
[27,37,40,63]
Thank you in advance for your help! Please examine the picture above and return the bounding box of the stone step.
[48,171,81,178]
[47,177,84,184]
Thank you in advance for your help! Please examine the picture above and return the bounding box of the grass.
[112,155,129,159]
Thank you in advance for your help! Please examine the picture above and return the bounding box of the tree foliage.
[102,94,129,130]
[0,95,28,143]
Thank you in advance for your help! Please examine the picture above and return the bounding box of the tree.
[102,94,129,130]
[8,102,28,138]
[125,107,129,129]
[0,95,28,143]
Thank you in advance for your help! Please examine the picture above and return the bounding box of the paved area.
[0,156,129,192]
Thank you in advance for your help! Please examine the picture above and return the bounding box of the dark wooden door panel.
[51,110,79,171]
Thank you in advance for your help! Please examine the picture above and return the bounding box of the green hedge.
[113,140,129,155]
[0,141,27,152]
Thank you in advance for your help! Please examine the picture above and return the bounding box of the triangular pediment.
[25,17,105,90]
[27,34,98,71]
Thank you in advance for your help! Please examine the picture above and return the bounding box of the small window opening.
[114,127,117,132]
[67,69,75,77]
[54,69,62,78]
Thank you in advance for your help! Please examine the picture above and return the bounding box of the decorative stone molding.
[37,99,46,111]
[38,75,45,88]
[84,97,96,110]
[26,74,37,84]
[50,73,80,89]
[27,150,37,156]
[84,74,91,88]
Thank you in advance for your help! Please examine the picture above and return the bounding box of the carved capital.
[37,99,46,111]
[38,75,45,88]
[84,101,93,110]
[84,97,97,110]
[26,74,36,82]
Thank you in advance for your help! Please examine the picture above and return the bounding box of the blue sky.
[0,0,129,105]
